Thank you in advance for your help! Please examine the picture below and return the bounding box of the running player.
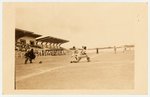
[77,46,90,62]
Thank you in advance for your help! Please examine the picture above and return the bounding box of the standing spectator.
[96,48,99,54]
[114,46,117,54]
[123,46,126,53]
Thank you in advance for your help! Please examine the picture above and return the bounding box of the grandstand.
[15,28,69,57]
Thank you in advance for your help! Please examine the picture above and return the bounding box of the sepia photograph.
[2,2,147,94]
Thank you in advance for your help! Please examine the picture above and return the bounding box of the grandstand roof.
[36,36,69,43]
[15,28,42,40]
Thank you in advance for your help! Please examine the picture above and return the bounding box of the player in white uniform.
[77,46,90,62]
[70,47,79,63]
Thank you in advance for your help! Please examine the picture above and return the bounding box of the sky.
[15,3,146,48]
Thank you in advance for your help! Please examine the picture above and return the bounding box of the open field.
[15,50,134,89]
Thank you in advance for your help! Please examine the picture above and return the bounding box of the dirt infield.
[15,50,134,89]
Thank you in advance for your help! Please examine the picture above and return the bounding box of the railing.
[15,47,68,58]
[15,51,26,58]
